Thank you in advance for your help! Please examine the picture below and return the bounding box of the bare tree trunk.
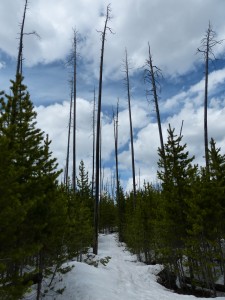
[124,49,136,208]
[100,122,102,196]
[94,4,112,254]
[145,43,166,168]
[64,80,73,188]
[16,0,28,75]
[113,100,119,203]
[36,252,43,300]
[72,30,78,192]
[197,22,222,173]
[92,88,96,198]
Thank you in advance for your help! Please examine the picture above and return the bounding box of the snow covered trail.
[35,233,224,299]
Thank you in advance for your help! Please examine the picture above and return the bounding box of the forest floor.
[24,233,225,299]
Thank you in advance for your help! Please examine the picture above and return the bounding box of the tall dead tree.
[67,29,79,191]
[16,0,39,76]
[91,88,96,198]
[94,4,112,254]
[64,80,73,188]
[144,43,166,169]
[113,99,119,202]
[16,0,28,75]
[124,49,136,207]
[197,22,222,173]
[72,30,78,192]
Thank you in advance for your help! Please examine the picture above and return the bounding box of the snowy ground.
[24,233,225,299]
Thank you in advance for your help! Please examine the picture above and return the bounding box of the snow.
[24,233,225,299]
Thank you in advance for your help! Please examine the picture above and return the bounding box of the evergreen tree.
[0,75,63,298]
[99,192,116,234]
[157,124,197,288]
[76,160,93,215]
[157,125,197,246]
[116,183,126,242]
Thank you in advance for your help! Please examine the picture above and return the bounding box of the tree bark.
[197,22,222,173]
[124,49,136,208]
[93,4,112,255]
[72,30,77,192]
[16,0,28,75]
[146,43,166,169]
[92,88,96,199]
[114,100,119,203]
[64,80,73,188]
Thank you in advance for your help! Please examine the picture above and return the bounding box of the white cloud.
[1,0,225,77]
[2,0,225,192]
[0,61,5,69]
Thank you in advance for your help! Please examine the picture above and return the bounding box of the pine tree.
[0,75,62,298]
[157,124,197,280]
[77,160,93,213]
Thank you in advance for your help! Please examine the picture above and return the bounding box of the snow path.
[34,233,225,299]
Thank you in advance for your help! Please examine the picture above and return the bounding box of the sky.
[1,0,225,192]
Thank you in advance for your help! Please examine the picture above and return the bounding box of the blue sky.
[1,0,225,191]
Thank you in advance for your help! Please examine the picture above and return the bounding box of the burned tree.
[124,49,136,207]
[16,0,39,76]
[94,4,113,254]
[64,80,73,188]
[71,30,78,192]
[144,43,166,169]
[113,99,119,202]
[197,22,223,173]
[66,29,79,191]
[91,87,96,199]
[16,0,28,75]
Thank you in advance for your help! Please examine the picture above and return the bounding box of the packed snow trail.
[29,234,224,299]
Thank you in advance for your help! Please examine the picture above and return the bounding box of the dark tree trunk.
[93,4,112,255]
[92,88,96,199]
[124,49,136,208]
[72,30,77,192]
[204,30,210,173]
[16,0,28,75]
[197,22,222,173]
[64,81,73,188]
[146,43,166,168]
[114,100,119,203]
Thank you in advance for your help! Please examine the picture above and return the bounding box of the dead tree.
[113,99,119,203]
[67,30,79,191]
[197,22,223,173]
[64,79,73,188]
[16,0,28,75]
[72,30,78,192]
[124,48,136,208]
[144,43,166,169]
[16,0,39,76]
[91,87,96,198]
[94,4,112,254]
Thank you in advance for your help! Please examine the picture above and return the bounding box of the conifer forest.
[1,1,225,299]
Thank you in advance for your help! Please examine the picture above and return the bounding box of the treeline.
[1,76,225,298]
[117,126,225,297]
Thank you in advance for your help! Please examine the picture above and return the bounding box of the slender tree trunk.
[92,88,96,198]
[94,4,112,254]
[204,33,210,173]
[114,100,119,203]
[197,22,222,173]
[124,49,136,207]
[100,122,102,196]
[16,0,28,76]
[64,80,73,187]
[146,43,166,166]
[72,30,77,192]
[36,252,43,300]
